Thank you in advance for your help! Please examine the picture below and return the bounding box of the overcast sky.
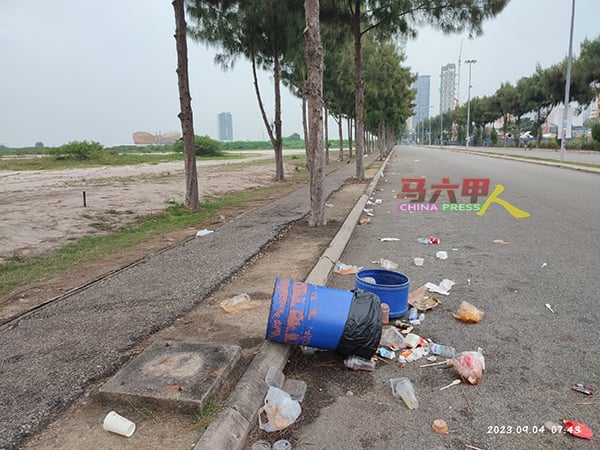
[1,0,598,148]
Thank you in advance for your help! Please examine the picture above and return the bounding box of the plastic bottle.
[381,303,390,324]
[344,355,376,371]
[429,343,456,358]
[408,306,418,321]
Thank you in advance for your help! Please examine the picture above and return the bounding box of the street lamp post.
[560,0,576,162]
[465,59,477,147]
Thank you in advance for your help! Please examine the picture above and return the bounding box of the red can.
[429,236,440,244]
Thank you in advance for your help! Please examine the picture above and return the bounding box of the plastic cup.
[390,377,419,409]
[381,303,390,324]
[103,411,136,437]
[436,251,448,260]
[414,257,424,266]
[252,441,271,450]
[273,439,292,450]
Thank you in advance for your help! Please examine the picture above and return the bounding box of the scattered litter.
[380,237,400,242]
[436,251,448,260]
[417,236,440,244]
[380,258,398,270]
[282,379,307,402]
[429,343,456,358]
[403,333,422,348]
[414,159,420,162]
[374,199,383,204]
[545,303,556,313]
[571,383,593,395]
[220,293,261,313]
[409,285,441,311]
[390,377,419,409]
[467,278,471,286]
[360,276,376,284]
[258,386,301,432]
[426,355,437,362]
[432,419,449,435]
[300,346,317,355]
[453,301,484,323]
[363,208,374,216]
[562,419,594,439]
[265,366,285,389]
[273,439,292,450]
[344,355,376,371]
[439,379,461,390]
[163,384,183,392]
[492,239,509,244]
[103,411,136,437]
[252,440,271,450]
[196,229,214,237]
[377,347,396,359]
[450,349,485,385]
[425,279,455,296]
[541,262,548,268]
[380,326,406,350]
[325,203,334,207]
[334,261,362,275]
[381,303,390,324]
[420,360,449,368]
[359,217,371,225]
[398,347,429,363]
[414,257,424,266]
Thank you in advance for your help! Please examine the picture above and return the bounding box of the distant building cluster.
[412,75,431,125]
[132,131,181,145]
[218,112,233,142]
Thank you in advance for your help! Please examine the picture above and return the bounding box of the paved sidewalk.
[0,158,358,449]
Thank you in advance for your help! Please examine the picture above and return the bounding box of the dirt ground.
[2,154,370,450]
[0,155,299,322]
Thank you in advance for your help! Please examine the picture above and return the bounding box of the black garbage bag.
[335,289,382,359]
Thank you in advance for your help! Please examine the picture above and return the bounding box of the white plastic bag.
[258,387,301,432]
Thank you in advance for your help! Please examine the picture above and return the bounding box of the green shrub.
[592,123,600,143]
[48,140,106,161]
[172,135,223,156]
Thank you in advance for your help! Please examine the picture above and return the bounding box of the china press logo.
[397,178,530,218]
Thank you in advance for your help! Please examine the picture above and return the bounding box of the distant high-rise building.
[440,63,457,113]
[218,112,233,141]
[412,75,431,125]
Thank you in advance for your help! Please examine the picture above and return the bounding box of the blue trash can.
[355,269,410,318]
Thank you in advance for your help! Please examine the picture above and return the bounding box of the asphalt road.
[288,145,600,450]
[440,145,600,165]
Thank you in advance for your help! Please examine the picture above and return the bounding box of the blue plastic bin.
[355,269,410,318]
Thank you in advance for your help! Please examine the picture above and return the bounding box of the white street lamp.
[465,59,477,147]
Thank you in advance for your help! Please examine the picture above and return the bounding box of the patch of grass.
[191,398,222,431]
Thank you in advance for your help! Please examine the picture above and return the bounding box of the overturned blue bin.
[266,277,382,359]
[355,269,410,319]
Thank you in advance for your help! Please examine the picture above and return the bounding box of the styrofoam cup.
[103,411,136,437]
[436,251,448,260]
[414,257,424,266]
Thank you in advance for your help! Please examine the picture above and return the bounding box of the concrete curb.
[193,151,394,450]
[429,145,600,175]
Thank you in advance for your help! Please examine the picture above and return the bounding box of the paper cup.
[103,411,136,437]
[435,251,448,260]
[414,257,424,266]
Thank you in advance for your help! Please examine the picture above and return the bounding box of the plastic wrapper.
[220,293,261,313]
[334,261,362,275]
[453,301,484,323]
[450,349,485,385]
[258,387,301,432]
[335,290,382,359]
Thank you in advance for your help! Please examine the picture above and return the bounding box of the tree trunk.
[378,122,384,160]
[352,0,365,180]
[273,54,284,180]
[337,111,344,161]
[347,117,353,158]
[302,83,310,166]
[304,0,325,227]
[251,50,283,179]
[324,104,330,164]
[172,0,199,210]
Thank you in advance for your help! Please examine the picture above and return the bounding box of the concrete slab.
[97,340,242,414]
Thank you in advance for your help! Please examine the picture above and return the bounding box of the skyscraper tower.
[412,75,431,124]
[218,112,233,141]
[440,64,457,113]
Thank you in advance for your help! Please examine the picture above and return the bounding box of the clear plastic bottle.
[344,355,376,371]
[408,306,418,321]
[429,343,456,358]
